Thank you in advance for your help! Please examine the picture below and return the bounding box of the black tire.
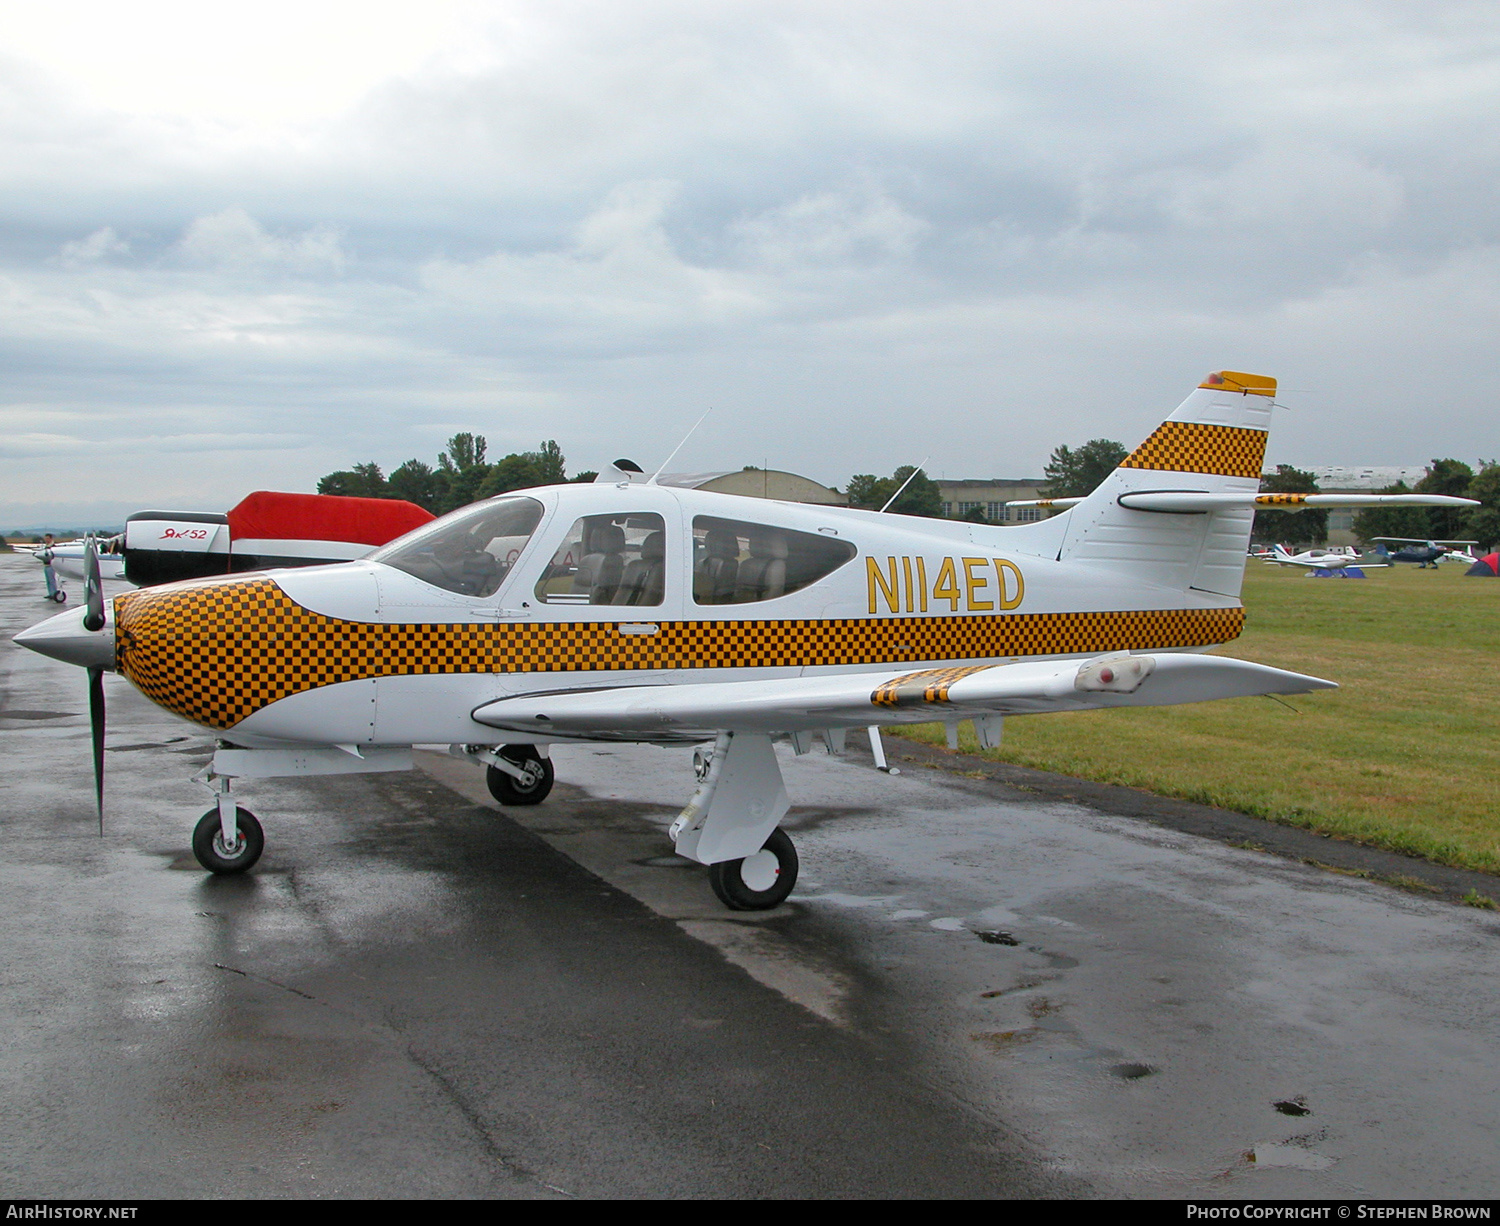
[192,807,264,875]
[708,828,799,911]
[485,746,554,805]
[53,591,67,603]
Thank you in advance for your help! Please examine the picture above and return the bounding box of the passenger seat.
[574,523,626,604]
[617,530,665,606]
[694,529,740,604]
[733,533,787,602]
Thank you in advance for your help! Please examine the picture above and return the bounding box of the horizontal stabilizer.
[1003,497,1084,510]
[1116,491,1478,514]
[471,653,1334,740]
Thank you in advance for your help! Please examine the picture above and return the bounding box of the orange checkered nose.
[114,574,305,730]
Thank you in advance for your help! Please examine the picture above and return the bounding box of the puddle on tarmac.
[976,930,1020,946]
[1251,1143,1334,1171]
[795,892,902,909]
[1110,1062,1156,1080]
[929,917,967,931]
[972,1029,1039,1051]
[889,909,929,920]
[1274,1097,1311,1117]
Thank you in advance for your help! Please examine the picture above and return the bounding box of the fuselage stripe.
[114,578,1245,730]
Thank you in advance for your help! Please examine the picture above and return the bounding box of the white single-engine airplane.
[16,371,1476,910]
[1268,545,1387,571]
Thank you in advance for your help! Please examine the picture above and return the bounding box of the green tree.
[1252,465,1326,546]
[1416,458,1475,542]
[434,433,492,513]
[1041,439,1128,498]
[477,440,569,499]
[387,459,438,511]
[317,462,388,498]
[844,468,943,517]
[959,505,989,524]
[1464,462,1500,550]
[1352,481,1430,545]
[845,473,889,510]
[889,466,943,518]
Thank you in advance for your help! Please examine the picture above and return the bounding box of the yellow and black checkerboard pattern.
[1119,421,1267,479]
[872,665,996,707]
[1255,493,1307,506]
[114,577,1246,730]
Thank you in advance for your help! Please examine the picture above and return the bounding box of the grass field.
[892,560,1500,875]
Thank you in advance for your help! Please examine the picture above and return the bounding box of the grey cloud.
[2,1,1499,524]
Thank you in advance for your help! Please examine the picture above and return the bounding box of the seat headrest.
[750,533,788,560]
[591,524,626,553]
[704,530,739,559]
[639,530,665,562]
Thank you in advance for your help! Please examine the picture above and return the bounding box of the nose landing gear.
[191,806,264,875]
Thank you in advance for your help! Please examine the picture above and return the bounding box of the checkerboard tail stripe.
[114,577,1246,730]
[1119,421,1267,479]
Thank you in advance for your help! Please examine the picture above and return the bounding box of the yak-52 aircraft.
[17,371,1476,910]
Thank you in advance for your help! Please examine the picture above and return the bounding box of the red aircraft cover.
[1465,552,1500,577]
[227,491,434,547]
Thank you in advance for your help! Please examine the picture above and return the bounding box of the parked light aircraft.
[16,371,1476,910]
[1268,545,1386,571]
[1372,539,1480,569]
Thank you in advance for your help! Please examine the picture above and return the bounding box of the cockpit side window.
[692,516,856,605]
[368,496,544,598]
[535,513,667,607]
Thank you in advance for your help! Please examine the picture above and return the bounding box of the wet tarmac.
[3,553,1497,1198]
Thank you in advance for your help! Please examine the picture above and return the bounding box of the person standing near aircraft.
[36,534,64,603]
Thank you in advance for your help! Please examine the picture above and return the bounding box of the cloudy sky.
[2,0,1498,526]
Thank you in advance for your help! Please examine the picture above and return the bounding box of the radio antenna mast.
[648,408,713,485]
[879,456,930,513]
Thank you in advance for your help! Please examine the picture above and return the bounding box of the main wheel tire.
[485,746,554,805]
[53,590,67,603]
[191,807,264,875]
[708,828,799,911]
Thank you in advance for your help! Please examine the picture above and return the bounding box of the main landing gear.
[483,744,555,806]
[708,827,799,910]
[670,731,800,911]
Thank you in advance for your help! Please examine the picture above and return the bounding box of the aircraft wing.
[471,652,1335,739]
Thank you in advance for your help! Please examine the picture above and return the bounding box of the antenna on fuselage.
[879,456,930,513]
[648,408,713,485]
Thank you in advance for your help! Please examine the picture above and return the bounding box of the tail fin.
[1057,371,1275,599]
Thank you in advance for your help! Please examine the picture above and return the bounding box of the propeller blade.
[83,536,105,632]
[88,665,105,834]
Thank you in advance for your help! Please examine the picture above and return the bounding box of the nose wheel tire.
[485,746,555,806]
[52,591,66,603]
[708,828,799,911]
[192,807,264,875]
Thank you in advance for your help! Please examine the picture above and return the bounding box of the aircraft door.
[530,510,681,682]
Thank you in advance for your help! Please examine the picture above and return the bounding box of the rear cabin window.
[692,516,856,605]
[534,513,667,607]
[368,496,543,598]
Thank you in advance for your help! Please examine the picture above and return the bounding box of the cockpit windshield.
[368,496,544,598]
